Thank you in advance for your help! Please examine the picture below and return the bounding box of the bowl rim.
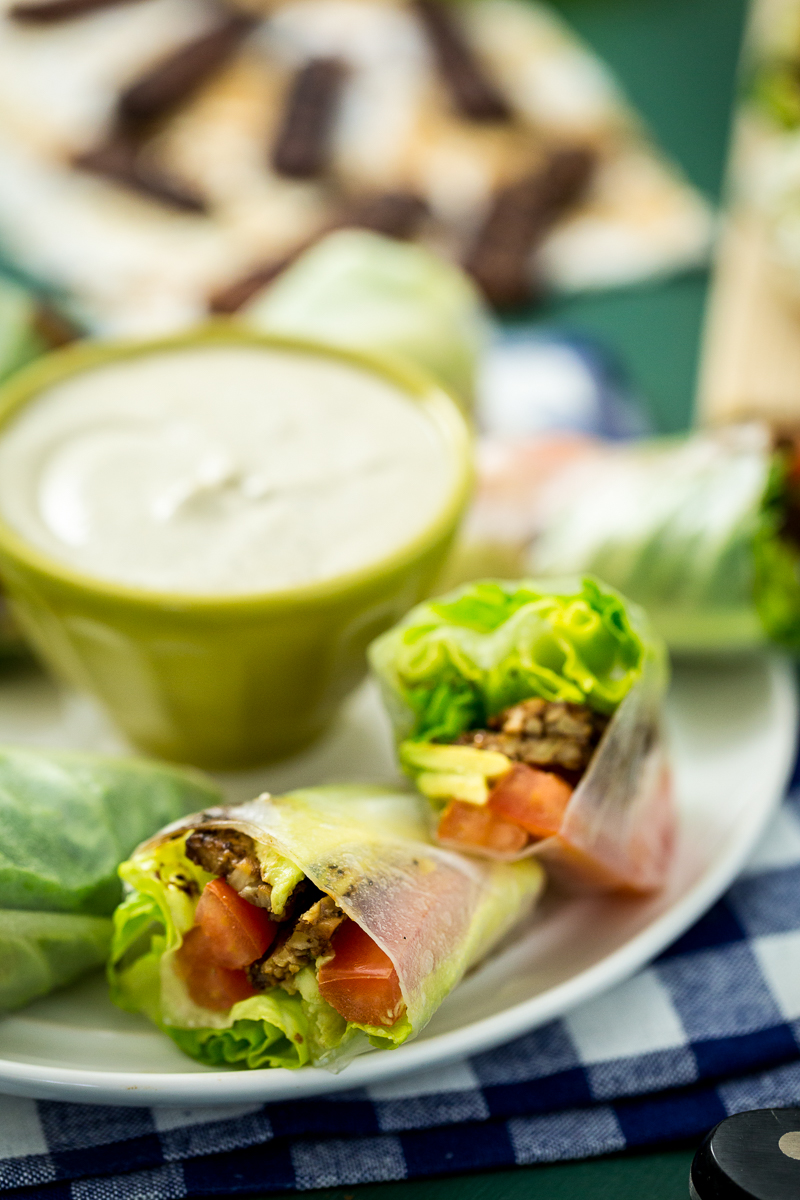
[0,322,473,614]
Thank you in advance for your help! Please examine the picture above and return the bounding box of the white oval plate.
[0,653,795,1106]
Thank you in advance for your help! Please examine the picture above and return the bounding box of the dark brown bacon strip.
[271,57,348,179]
[209,190,427,313]
[413,0,510,121]
[9,0,143,23]
[118,13,257,124]
[68,11,255,211]
[74,134,206,212]
[464,146,595,307]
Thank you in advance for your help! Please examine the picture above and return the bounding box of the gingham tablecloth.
[5,765,800,1200]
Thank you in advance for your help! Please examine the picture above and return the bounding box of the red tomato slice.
[195,877,277,969]
[488,763,573,838]
[437,799,529,854]
[175,926,258,1012]
[318,919,405,1027]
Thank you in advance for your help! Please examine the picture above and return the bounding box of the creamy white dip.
[0,345,456,595]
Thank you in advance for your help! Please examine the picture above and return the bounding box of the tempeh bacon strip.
[72,12,256,211]
[119,12,257,123]
[413,0,510,121]
[74,134,206,212]
[464,146,595,306]
[270,57,349,179]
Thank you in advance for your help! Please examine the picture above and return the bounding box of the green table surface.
[253,1,746,1198]
[544,0,747,436]
[264,1147,698,1200]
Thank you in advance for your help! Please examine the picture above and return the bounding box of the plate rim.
[0,653,796,1106]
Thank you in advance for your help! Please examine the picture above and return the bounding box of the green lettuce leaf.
[109,787,543,1070]
[110,837,378,1070]
[753,452,800,652]
[170,1017,305,1070]
[0,908,111,1012]
[166,970,388,1071]
[112,880,314,1068]
[369,577,655,744]
[0,747,223,915]
[241,228,488,405]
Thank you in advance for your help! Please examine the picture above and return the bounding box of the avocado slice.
[400,741,511,779]
[417,771,489,805]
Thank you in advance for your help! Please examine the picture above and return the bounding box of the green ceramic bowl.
[0,326,472,769]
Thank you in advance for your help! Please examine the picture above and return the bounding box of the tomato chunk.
[175,926,258,1011]
[318,919,405,1027]
[488,763,573,838]
[195,877,277,969]
[437,799,529,854]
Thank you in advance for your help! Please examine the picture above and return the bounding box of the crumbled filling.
[454,698,607,775]
[247,895,345,993]
[185,827,275,910]
[184,827,343,994]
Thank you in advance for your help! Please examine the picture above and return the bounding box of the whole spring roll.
[369,577,673,893]
[524,424,800,654]
[0,747,221,1012]
[108,786,544,1070]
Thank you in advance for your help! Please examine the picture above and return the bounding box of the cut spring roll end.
[525,425,800,656]
[369,577,674,892]
[108,787,544,1070]
[753,438,800,654]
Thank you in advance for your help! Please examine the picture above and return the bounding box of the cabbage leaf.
[241,229,488,405]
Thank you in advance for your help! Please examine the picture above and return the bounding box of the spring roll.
[108,786,544,1070]
[0,747,221,1012]
[524,424,800,654]
[369,577,673,893]
[443,424,800,655]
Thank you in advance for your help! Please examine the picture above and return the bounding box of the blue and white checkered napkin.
[6,770,800,1200]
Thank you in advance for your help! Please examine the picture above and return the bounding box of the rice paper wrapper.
[0,746,223,916]
[527,425,773,653]
[0,909,111,1013]
[137,787,544,1044]
[528,656,672,893]
[426,661,672,892]
[0,745,222,1013]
